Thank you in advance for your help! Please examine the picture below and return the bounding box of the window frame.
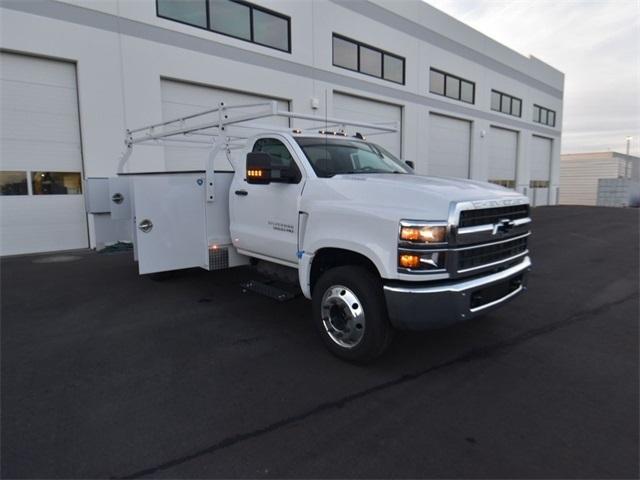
[156,0,292,53]
[429,68,475,104]
[331,33,406,85]
[491,89,523,118]
[533,103,556,127]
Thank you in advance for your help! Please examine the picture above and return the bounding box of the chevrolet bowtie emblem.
[493,218,515,235]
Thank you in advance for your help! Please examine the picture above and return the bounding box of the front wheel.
[312,266,394,363]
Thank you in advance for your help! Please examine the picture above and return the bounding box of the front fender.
[298,208,399,298]
[297,238,390,300]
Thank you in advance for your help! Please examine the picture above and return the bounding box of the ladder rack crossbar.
[128,107,221,134]
[127,101,275,134]
[126,101,398,146]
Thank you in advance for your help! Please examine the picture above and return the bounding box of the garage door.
[530,135,552,206]
[332,92,402,157]
[160,79,290,171]
[428,113,471,178]
[0,53,87,256]
[488,126,518,189]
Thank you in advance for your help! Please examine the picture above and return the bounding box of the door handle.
[235,190,248,196]
[138,219,153,233]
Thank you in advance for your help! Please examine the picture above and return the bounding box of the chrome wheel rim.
[320,285,365,349]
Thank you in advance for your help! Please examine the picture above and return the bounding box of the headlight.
[399,222,447,244]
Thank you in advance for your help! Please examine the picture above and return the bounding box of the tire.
[312,266,394,363]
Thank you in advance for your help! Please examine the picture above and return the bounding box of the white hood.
[303,173,528,220]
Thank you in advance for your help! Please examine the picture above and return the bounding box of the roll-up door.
[332,92,402,157]
[0,52,87,255]
[428,113,471,178]
[530,135,552,206]
[488,126,517,189]
[160,79,290,171]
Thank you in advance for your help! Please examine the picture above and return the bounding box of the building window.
[529,180,550,188]
[430,70,445,95]
[429,68,475,104]
[253,8,289,51]
[32,172,82,195]
[209,0,250,40]
[332,34,405,85]
[489,179,516,189]
[333,36,358,71]
[360,46,382,77]
[446,75,460,99]
[383,54,404,84]
[533,104,556,127]
[491,90,522,117]
[157,0,291,53]
[0,171,28,195]
[157,0,207,28]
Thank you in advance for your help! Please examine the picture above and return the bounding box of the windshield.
[295,137,412,178]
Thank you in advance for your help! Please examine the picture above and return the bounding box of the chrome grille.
[458,205,530,228]
[397,201,532,277]
[458,236,528,272]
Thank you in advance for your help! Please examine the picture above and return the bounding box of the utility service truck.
[88,102,532,363]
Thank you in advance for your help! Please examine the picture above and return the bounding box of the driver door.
[230,137,305,265]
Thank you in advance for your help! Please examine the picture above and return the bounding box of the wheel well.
[310,248,380,294]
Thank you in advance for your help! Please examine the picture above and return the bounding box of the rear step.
[240,279,301,302]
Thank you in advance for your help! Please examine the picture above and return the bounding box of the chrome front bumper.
[383,257,531,330]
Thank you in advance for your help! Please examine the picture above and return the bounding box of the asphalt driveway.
[1,206,638,479]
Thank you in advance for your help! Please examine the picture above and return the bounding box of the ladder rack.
[119,101,399,202]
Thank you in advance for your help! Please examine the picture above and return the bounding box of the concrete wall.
[597,178,640,208]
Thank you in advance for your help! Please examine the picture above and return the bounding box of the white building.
[0,0,564,256]
[560,152,640,206]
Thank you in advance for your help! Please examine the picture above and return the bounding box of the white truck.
[89,102,531,363]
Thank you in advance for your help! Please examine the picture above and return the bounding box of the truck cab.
[226,131,530,362]
[92,102,531,363]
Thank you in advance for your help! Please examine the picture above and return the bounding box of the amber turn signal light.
[399,254,421,269]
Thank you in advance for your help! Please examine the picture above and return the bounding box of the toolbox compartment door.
[132,173,207,274]
[109,177,133,220]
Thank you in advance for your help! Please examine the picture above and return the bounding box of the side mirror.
[246,152,301,184]
[246,152,271,184]
[405,160,415,169]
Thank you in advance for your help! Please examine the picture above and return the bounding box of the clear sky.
[426,0,640,156]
